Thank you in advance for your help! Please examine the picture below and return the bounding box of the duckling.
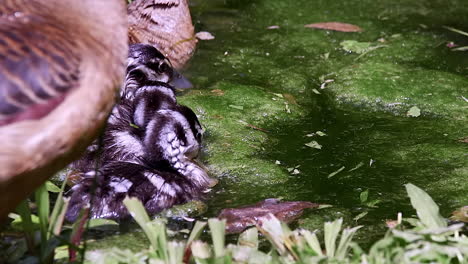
[66,46,214,221]
[128,0,197,70]
[0,0,127,219]
[66,85,213,221]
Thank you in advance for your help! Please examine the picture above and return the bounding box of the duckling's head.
[125,44,192,94]
[127,43,173,83]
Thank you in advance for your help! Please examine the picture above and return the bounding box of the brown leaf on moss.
[304,22,363,32]
[283,93,298,105]
[458,137,468,143]
[218,199,319,234]
[450,206,468,222]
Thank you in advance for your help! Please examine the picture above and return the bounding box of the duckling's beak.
[170,70,193,90]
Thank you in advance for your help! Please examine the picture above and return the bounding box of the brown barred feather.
[128,0,197,69]
[0,0,128,219]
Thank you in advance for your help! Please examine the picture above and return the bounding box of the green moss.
[87,0,468,250]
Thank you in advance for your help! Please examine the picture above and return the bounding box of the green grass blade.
[150,220,169,261]
[208,218,226,258]
[48,177,70,236]
[444,26,468,37]
[15,200,36,254]
[35,183,50,257]
[301,230,323,257]
[168,241,185,264]
[238,227,258,249]
[187,221,207,246]
[405,183,446,229]
[335,226,362,259]
[123,196,159,251]
[324,218,342,258]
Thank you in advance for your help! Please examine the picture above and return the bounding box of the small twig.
[238,120,269,133]
[245,124,269,133]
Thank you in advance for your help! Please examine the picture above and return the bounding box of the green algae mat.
[90,0,468,249]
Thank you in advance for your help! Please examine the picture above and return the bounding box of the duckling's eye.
[158,62,170,73]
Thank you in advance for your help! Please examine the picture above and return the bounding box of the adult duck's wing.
[0,13,80,126]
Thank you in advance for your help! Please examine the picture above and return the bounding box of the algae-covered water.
[89,0,468,250]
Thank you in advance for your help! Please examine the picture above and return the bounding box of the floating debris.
[320,79,334,89]
[328,166,346,178]
[349,162,364,172]
[229,105,244,110]
[407,106,421,117]
[267,25,280,29]
[305,140,322,149]
[195,31,215,40]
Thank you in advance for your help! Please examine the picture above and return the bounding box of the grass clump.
[85,183,467,264]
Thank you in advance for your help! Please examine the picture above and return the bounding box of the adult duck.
[128,0,197,70]
[0,0,128,219]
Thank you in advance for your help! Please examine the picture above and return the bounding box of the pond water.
[88,0,468,251]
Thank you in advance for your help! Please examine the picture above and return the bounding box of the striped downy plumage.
[0,0,127,219]
[125,43,192,97]
[128,0,197,70]
[66,45,215,221]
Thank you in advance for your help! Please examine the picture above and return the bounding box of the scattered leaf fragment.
[305,141,322,149]
[229,105,244,110]
[275,160,281,165]
[267,25,280,29]
[312,89,321,94]
[273,93,283,98]
[315,131,326,136]
[291,169,300,175]
[195,31,215,40]
[366,199,381,208]
[354,211,368,221]
[318,204,333,209]
[327,166,345,178]
[349,162,364,172]
[304,22,362,32]
[284,102,291,113]
[45,181,61,193]
[340,40,372,54]
[407,106,421,117]
[360,190,369,203]
[320,79,334,89]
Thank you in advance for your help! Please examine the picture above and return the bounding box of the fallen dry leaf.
[195,31,215,40]
[304,22,363,32]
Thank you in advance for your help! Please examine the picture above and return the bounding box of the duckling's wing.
[0,15,80,126]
